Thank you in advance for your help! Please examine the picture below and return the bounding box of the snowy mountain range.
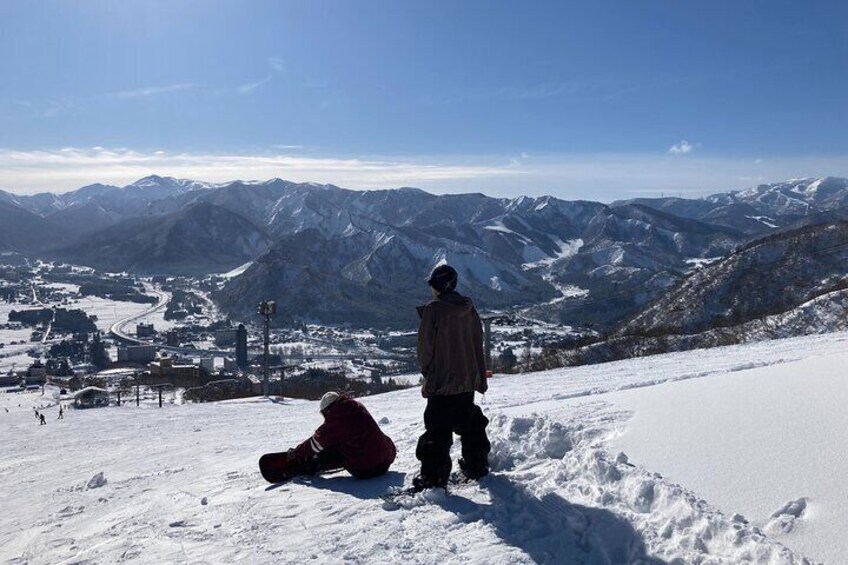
[3,175,848,329]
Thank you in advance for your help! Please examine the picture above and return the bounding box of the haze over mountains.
[3,175,848,330]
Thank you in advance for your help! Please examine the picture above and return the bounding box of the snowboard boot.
[458,458,489,481]
[412,462,450,492]
[412,473,448,492]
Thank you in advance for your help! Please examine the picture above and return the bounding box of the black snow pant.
[416,392,490,483]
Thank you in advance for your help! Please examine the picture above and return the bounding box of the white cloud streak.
[0,147,846,202]
[235,57,285,95]
[113,83,196,99]
[236,75,273,95]
[669,140,695,154]
[0,147,519,194]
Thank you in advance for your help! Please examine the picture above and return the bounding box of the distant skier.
[58,406,64,420]
[413,264,491,491]
[261,392,396,483]
[39,413,46,425]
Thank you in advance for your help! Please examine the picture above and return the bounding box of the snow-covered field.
[602,353,848,564]
[4,332,848,563]
[0,303,40,373]
[71,296,153,335]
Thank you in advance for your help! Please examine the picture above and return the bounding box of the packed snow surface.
[602,351,848,564]
[5,332,848,563]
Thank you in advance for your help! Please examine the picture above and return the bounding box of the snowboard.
[259,451,346,484]
[381,472,480,504]
[259,451,305,484]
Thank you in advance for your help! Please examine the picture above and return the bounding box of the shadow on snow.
[295,470,407,499]
[272,471,665,563]
[437,474,667,565]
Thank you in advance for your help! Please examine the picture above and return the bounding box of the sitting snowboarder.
[259,392,396,483]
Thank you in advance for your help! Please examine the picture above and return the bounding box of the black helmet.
[428,264,458,293]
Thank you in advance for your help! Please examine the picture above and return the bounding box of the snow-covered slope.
[618,220,848,338]
[6,332,848,564]
[48,202,273,275]
[602,347,848,564]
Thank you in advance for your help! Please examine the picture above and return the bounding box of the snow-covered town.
[1,260,578,404]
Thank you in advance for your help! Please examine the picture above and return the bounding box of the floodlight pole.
[263,314,270,397]
[258,301,277,397]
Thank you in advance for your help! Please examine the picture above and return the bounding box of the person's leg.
[302,447,345,475]
[455,395,491,479]
[415,397,453,488]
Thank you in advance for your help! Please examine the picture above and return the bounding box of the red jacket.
[293,396,396,478]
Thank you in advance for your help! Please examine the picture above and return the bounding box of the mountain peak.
[131,174,178,188]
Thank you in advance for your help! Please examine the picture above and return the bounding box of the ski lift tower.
[257,300,277,397]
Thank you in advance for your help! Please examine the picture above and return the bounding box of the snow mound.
[488,414,575,470]
[485,412,813,564]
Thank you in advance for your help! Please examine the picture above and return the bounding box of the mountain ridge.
[5,174,848,328]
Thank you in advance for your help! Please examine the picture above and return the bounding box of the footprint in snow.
[765,497,808,534]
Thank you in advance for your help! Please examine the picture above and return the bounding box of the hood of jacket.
[429,291,473,314]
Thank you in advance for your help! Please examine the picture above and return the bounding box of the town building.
[165,331,180,347]
[236,324,248,368]
[136,323,155,338]
[223,357,240,373]
[148,355,200,381]
[199,357,214,374]
[117,345,158,364]
[214,328,237,347]
[25,361,47,385]
[74,386,110,408]
[0,373,20,387]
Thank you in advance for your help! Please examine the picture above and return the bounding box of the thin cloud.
[0,147,519,193]
[113,83,196,99]
[669,140,696,155]
[235,58,285,95]
[236,75,272,95]
[1,147,846,202]
[268,57,285,73]
[41,99,77,118]
[14,83,196,118]
[420,77,615,105]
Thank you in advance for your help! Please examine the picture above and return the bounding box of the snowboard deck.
[259,451,346,484]
[259,451,304,484]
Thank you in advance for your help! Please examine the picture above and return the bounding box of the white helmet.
[319,391,341,412]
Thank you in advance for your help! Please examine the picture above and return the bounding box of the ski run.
[5,331,848,564]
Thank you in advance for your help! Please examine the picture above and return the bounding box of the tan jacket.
[417,291,487,398]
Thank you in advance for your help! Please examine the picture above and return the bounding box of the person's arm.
[417,305,436,377]
[291,415,348,462]
[472,307,488,394]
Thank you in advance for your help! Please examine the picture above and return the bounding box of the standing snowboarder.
[58,406,64,420]
[414,264,491,491]
[39,413,46,425]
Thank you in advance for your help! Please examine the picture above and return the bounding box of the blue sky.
[1,0,846,199]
